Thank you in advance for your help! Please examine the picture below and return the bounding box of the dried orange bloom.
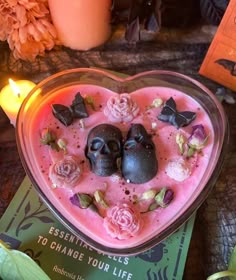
[0,0,59,61]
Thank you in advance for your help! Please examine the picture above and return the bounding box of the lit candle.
[48,0,112,50]
[0,79,36,126]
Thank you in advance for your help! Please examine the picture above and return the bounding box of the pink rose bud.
[70,193,93,209]
[187,124,209,157]
[188,125,208,149]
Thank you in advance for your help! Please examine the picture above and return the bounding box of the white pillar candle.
[0,79,36,126]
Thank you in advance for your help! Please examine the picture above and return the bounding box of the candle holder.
[16,68,229,255]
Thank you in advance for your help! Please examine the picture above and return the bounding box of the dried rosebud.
[155,187,174,208]
[40,128,59,151]
[147,202,159,212]
[152,98,163,108]
[94,190,109,208]
[40,128,55,145]
[84,96,96,111]
[57,138,67,153]
[70,193,93,209]
[187,125,208,157]
[176,133,185,155]
[146,98,163,110]
[139,189,157,201]
[70,193,100,215]
[141,188,174,213]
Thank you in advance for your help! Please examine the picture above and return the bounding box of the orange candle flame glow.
[0,79,36,126]
[9,79,21,98]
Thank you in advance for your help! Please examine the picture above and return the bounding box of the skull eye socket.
[124,139,136,150]
[108,140,120,152]
[124,140,154,150]
[90,139,103,151]
[90,139,120,152]
[134,135,143,143]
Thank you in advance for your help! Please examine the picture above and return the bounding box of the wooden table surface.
[0,24,236,280]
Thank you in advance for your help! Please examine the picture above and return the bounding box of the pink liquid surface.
[28,85,214,250]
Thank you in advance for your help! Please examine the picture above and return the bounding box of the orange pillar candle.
[0,79,36,126]
[48,0,112,51]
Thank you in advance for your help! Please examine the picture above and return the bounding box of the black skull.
[85,124,123,176]
[122,123,158,184]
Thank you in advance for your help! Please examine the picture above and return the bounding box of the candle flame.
[9,79,20,98]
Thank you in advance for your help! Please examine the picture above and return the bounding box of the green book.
[0,177,195,280]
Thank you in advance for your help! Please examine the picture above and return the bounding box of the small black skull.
[85,124,123,176]
[122,123,158,184]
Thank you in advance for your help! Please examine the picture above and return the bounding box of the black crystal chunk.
[158,97,196,129]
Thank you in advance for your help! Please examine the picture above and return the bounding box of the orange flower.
[0,0,59,61]
[0,1,17,41]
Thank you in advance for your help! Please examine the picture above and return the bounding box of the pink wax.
[48,0,112,50]
[28,85,214,250]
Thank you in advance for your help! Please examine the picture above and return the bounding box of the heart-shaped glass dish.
[16,68,229,256]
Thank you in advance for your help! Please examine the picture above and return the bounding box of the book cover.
[199,0,236,91]
[0,177,195,280]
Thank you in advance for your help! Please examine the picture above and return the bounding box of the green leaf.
[207,270,236,280]
[0,244,50,280]
[229,246,236,279]
[207,245,236,280]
